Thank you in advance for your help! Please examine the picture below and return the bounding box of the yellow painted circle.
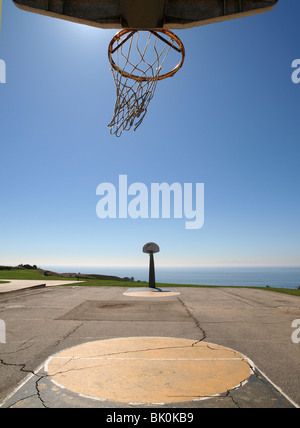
[46,337,252,404]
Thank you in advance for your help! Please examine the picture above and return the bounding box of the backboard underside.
[13,0,279,30]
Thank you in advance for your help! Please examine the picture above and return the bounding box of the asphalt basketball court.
[0,285,299,408]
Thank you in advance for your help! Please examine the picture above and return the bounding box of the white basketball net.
[108,30,184,137]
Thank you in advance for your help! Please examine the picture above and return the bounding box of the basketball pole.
[149,253,156,289]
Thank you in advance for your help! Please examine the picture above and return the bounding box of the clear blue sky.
[0,0,299,269]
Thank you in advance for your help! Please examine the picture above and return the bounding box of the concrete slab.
[124,288,180,297]
[0,280,82,294]
[57,300,189,322]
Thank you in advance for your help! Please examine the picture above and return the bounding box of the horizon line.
[40,264,300,269]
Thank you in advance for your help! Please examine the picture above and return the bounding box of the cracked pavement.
[0,286,299,408]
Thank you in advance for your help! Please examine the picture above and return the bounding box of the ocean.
[44,266,300,289]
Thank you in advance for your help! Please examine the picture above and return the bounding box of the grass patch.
[66,280,222,288]
[70,279,146,287]
[0,270,76,281]
[0,270,299,297]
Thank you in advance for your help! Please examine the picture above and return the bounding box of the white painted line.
[193,393,223,402]
[49,356,248,361]
[192,379,250,402]
[0,363,44,408]
[129,402,166,406]
[79,393,107,402]
[51,379,66,390]
[253,365,300,409]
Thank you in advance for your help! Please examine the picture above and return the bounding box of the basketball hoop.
[108,29,185,137]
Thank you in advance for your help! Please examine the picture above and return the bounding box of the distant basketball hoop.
[143,242,160,289]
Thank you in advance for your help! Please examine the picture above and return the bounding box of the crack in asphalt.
[0,322,85,408]
[1,302,210,408]
[0,358,48,407]
[0,295,267,408]
[177,297,207,343]
[175,297,256,408]
[0,340,260,409]
[51,323,84,349]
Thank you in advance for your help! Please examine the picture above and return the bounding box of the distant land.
[0,264,136,282]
